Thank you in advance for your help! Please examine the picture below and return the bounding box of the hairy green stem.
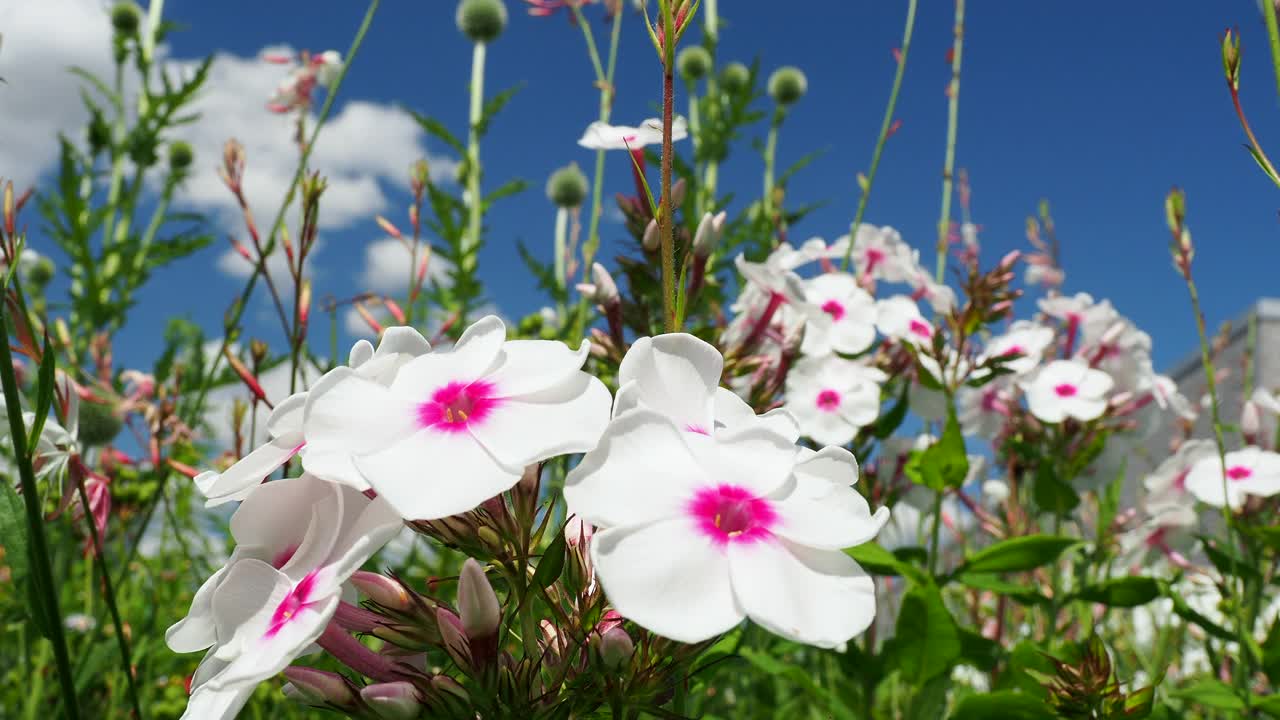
[841,0,918,271]
[553,206,568,295]
[762,108,782,237]
[934,0,965,284]
[464,41,487,279]
[659,2,678,333]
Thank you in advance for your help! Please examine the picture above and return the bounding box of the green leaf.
[1262,614,1280,685]
[904,405,968,492]
[531,528,567,591]
[1199,536,1260,582]
[1072,576,1161,608]
[955,573,1049,604]
[739,648,859,720]
[889,582,961,684]
[27,335,56,453]
[1255,693,1280,718]
[872,382,910,439]
[845,542,927,585]
[958,626,1001,671]
[482,178,529,208]
[1250,525,1280,553]
[477,83,524,136]
[0,481,28,587]
[949,691,1054,720]
[956,535,1077,576]
[1167,587,1235,642]
[1172,678,1244,711]
[409,110,466,155]
[1032,463,1079,516]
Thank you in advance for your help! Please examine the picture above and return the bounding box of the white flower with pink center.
[985,321,1054,376]
[612,334,798,440]
[957,381,1013,440]
[196,327,431,506]
[1021,359,1113,423]
[304,315,611,521]
[785,355,885,446]
[799,273,876,357]
[722,253,807,350]
[564,409,888,647]
[1183,446,1280,510]
[1143,439,1214,515]
[829,224,917,284]
[874,296,934,348]
[168,475,401,719]
[577,116,688,150]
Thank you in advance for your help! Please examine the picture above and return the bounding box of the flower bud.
[1242,399,1261,442]
[593,626,634,671]
[361,682,424,720]
[590,263,619,305]
[457,558,500,639]
[168,141,194,172]
[982,479,1010,505]
[350,571,413,613]
[26,257,55,287]
[436,608,472,670]
[720,61,750,93]
[642,218,659,252]
[77,400,123,447]
[282,667,357,708]
[671,177,688,208]
[456,0,508,43]
[677,46,712,81]
[692,210,727,257]
[768,66,807,106]
[110,1,143,36]
[546,162,588,208]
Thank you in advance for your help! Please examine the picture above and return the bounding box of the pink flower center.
[270,545,298,569]
[418,380,500,433]
[1002,344,1025,358]
[865,248,885,273]
[688,485,777,546]
[265,570,321,638]
[820,300,846,322]
[816,389,842,413]
[1173,469,1189,492]
[1226,465,1253,481]
[685,424,710,435]
[1053,383,1078,398]
[908,319,932,339]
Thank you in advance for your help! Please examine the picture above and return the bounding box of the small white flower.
[798,273,876,357]
[985,321,1054,376]
[1143,439,1215,512]
[785,355,885,446]
[829,225,917,284]
[564,410,888,648]
[875,296,934,348]
[1021,360,1113,423]
[1183,446,1280,510]
[577,116,688,150]
[305,316,611,520]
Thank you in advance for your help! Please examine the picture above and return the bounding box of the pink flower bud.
[593,626,634,671]
[361,682,424,720]
[351,571,413,612]
[692,210,727,257]
[590,263,619,305]
[1242,399,1261,442]
[671,177,688,207]
[642,218,659,252]
[457,558,500,640]
[282,667,357,708]
[436,608,472,671]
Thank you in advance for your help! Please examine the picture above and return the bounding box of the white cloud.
[0,0,459,280]
[358,236,452,293]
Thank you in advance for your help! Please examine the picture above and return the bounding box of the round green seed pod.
[77,401,124,447]
[456,0,508,44]
[168,141,194,172]
[26,257,55,287]
[767,66,808,106]
[546,163,588,208]
[110,2,143,35]
[720,62,751,93]
[677,46,712,82]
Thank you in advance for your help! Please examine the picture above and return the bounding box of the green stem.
[934,0,965,284]
[927,490,943,577]
[762,108,781,235]
[74,471,144,719]
[0,325,80,719]
[1264,0,1280,102]
[464,41,487,279]
[659,9,678,333]
[841,0,918,271]
[688,81,702,219]
[553,206,568,295]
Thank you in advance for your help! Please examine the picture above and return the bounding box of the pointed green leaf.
[956,535,1077,576]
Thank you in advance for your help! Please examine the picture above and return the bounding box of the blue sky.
[17,0,1280,375]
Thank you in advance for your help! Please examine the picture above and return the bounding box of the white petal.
[772,479,890,550]
[332,493,404,568]
[181,682,254,720]
[483,339,590,398]
[356,429,519,521]
[210,559,288,656]
[713,387,800,442]
[469,373,610,468]
[198,433,303,507]
[229,475,337,551]
[389,315,506,394]
[376,326,431,358]
[611,380,642,419]
[729,539,876,648]
[166,566,227,653]
[266,393,307,438]
[208,595,339,690]
[618,335,720,432]
[693,425,796,498]
[564,409,708,528]
[348,339,374,368]
[303,367,415,459]
[591,519,742,643]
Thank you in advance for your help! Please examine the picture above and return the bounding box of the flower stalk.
[934,0,966,284]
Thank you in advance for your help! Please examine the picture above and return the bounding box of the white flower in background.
[906,269,957,315]
[1082,317,1153,392]
[196,327,431,506]
[564,409,888,648]
[1021,360,1113,423]
[785,355,885,446]
[830,225,917,284]
[985,321,1054,376]
[265,49,343,113]
[909,351,980,422]
[577,116,688,150]
[1038,293,1117,349]
[168,475,401,719]
[875,296,934,348]
[798,272,876,357]
[611,334,797,439]
[1143,439,1215,512]
[957,381,1012,440]
[1183,446,1280,510]
[305,316,611,520]
[722,252,807,349]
